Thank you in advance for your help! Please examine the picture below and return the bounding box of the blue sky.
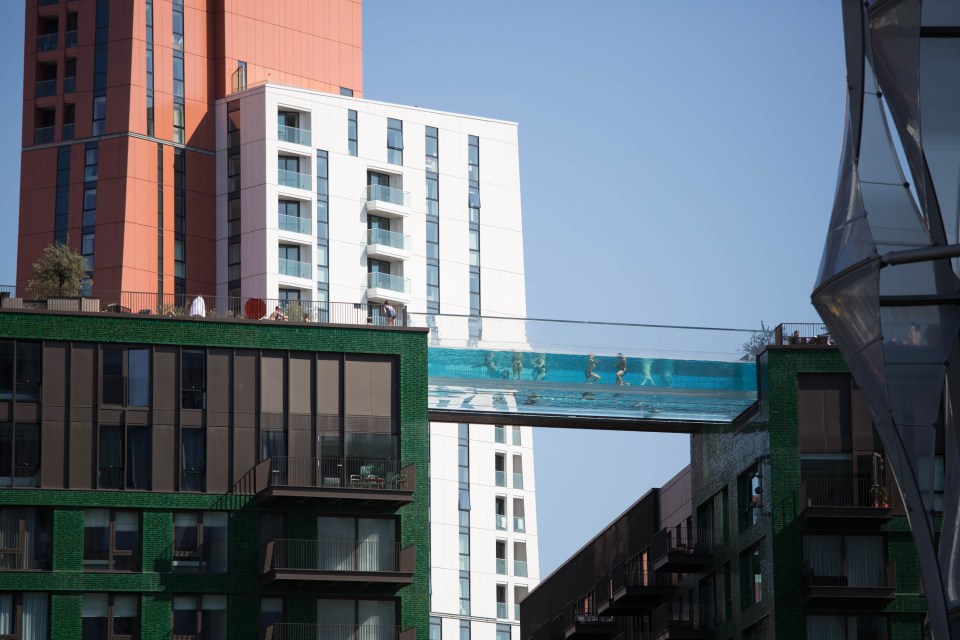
[0,2,846,577]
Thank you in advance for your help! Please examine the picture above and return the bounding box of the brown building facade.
[18,0,363,295]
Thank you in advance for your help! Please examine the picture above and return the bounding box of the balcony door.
[367,172,392,188]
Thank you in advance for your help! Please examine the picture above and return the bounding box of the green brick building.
[0,308,430,640]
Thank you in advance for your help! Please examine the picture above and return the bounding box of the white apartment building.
[214,84,539,640]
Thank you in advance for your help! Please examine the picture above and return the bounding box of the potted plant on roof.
[869,483,889,509]
[27,240,97,311]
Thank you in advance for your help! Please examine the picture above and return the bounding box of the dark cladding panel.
[40,421,64,488]
[152,424,175,492]
[370,357,396,417]
[207,426,229,493]
[288,417,311,461]
[41,342,68,408]
[70,343,96,408]
[234,350,256,421]
[316,354,340,416]
[68,421,93,489]
[261,353,284,414]
[851,384,878,451]
[798,374,851,452]
[344,357,373,417]
[289,354,311,415]
[207,349,230,413]
[154,347,177,410]
[232,425,255,486]
[659,466,692,531]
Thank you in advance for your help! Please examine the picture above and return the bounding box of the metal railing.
[278,168,312,190]
[63,76,76,94]
[238,456,415,496]
[803,557,896,590]
[263,538,414,574]
[65,30,77,48]
[651,601,712,634]
[514,560,528,577]
[621,565,673,589]
[36,34,58,52]
[513,516,525,533]
[35,79,57,98]
[278,124,311,146]
[367,272,410,294]
[774,323,832,346]
[279,214,311,235]
[278,259,311,279]
[365,185,410,207]
[650,527,716,560]
[560,602,614,631]
[367,228,411,251]
[800,477,890,509]
[495,514,507,531]
[263,624,402,640]
[512,473,524,490]
[33,127,55,145]
[0,287,412,328]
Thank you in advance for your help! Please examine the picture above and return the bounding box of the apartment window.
[469,230,480,266]
[0,592,49,639]
[496,586,507,620]
[513,586,527,621]
[459,575,471,615]
[172,595,226,640]
[316,517,398,571]
[174,149,186,292]
[64,58,77,94]
[429,617,441,640]
[340,87,354,97]
[54,146,70,241]
[805,615,888,640]
[181,349,205,409]
[172,103,185,144]
[98,424,151,490]
[83,510,140,571]
[494,425,505,444]
[512,454,523,490]
[260,598,284,633]
[495,453,505,487]
[387,118,403,165]
[102,347,150,407]
[514,541,528,577]
[227,100,242,293]
[82,593,137,640]
[495,540,506,575]
[180,427,205,492]
[145,0,154,135]
[511,426,522,446]
[0,508,51,570]
[316,600,396,637]
[232,61,247,92]
[0,342,41,403]
[459,621,470,640]
[513,497,526,533]
[316,149,330,308]
[92,96,106,136]
[0,423,40,488]
[803,534,885,587]
[740,544,763,608]
[738,463,762,531]
[173,512,228,573]
[260,430,287,462]
[495,497,507,531]
[347,110,358,156]
[458,530,470,571]
[172,0,184,49]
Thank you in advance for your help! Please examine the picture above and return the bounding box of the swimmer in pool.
[615,353,628,385]
[585,354,601,383]
[663,361,674,387]
[512,351,524,380]
[641,359,655,386]
[532,355,547,381]
[474,352,500,377]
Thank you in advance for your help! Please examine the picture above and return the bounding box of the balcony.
[63,76,76,94]
[495,470,506,487]
[279,258,311,279]
[33,127,55,145]
[496,558,507,575]
[497,603,508,619]
[367,229,411,261]
[35,79,57,98]
[598,566,673,616]
[366,272,411,304]
[261,538,415,586]
[560,605,617,640]
[774,323,834,347]
[278,124,311,147]
[279,214,311,235]
[513,473,524,490]
[239,456,415,506]
[496,514,507,531]
[365,185,411,218]
[36,34,58,52]
[513,516,525,533]
[65,30,77,48]
[514,560,528,577]
[650,602,712,640]
[650,528,714,573]
[800,477,893,521]
[803,557,896,605]
[262,625,416,640]
[278,169,312,191]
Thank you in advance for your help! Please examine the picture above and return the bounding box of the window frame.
[96,424,152,491]
[83,510,141,573]
[82,592,139,640]
[172,512,228,573]
[0,508,52,571]
[171,594,228,640]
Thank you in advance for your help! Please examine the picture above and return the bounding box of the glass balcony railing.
[65,31,77,48]
[34,127,55,145]
[36,34,58,52]
[512,430,521,446]
[279,214,311,235]
[514,560,528,577]
[495,427,505,443]
[63,77,76,94]
[495,515,507,531]
[513,473,524,490]
[497,603,507,619]
[496,558,507,575]
[35,79,57,98]
[514,605,520,620]
[279,259,311,279]
[513,516,525,533]
[278,124,311,146]
[62,123,74,141]
[365,184,410,207]
[367,228,410,251]
[366,272,410,295]
[495,471,506,487]
[278,169,311,190]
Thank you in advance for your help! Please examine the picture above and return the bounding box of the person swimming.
[532,355,547,381]
[474,352,500,377]
[641,359,655,386]
[615,353,628,385]
[585,354,601,383]
[512,351,524,380]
